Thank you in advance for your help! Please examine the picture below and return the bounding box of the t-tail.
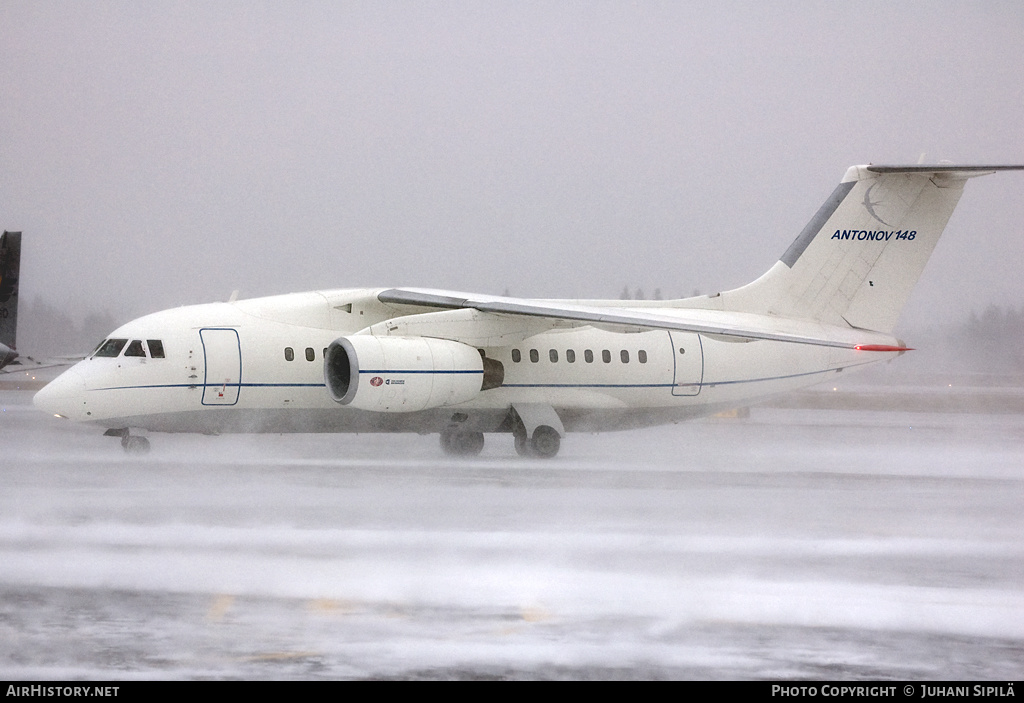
[0,230,22,368]
[711,165,1024,334]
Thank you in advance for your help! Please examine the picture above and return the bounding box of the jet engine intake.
[325,336,485,412]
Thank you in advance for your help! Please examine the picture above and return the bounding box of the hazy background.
[4,5,1024,678]
[3,1,1023,353]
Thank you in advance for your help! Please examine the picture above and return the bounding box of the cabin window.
[620,350,629,364]
[584,350,594,363]
[638,349,647,364]
[94,339,128,358]
[147,340,165,358]
[602,349,611,363]
[124,340,146,357]
[512,349,521,363]
[305,347,315,362]
[530,349,539,363]
[285,347,294,361]
[566,349,576,363]
[549,349,558,362]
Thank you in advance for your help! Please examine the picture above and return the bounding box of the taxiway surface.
[1,388,1022,679]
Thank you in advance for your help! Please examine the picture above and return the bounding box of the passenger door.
[200,328,241,405]
[669,331,703,396]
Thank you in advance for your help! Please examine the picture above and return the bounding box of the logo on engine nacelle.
[370,376,384,387]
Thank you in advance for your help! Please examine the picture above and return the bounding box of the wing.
[376,288,907,351]
[0,355,82,374]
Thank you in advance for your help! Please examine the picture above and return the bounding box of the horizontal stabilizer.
[866,164,1024,175]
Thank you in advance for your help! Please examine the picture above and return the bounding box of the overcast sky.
[2,1,1023,334]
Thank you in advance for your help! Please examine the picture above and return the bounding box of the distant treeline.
[619,287,704,300]
[947,304,1024,374]
[17,296,119,358]
[620,287,664,300]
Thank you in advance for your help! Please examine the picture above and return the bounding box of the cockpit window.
[124,340,146,357]
[94,339,128,358]
[147,340,165,358]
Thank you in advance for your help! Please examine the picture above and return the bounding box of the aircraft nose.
[33,365,88,419]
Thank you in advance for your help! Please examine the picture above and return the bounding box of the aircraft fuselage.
[34,288,899,436]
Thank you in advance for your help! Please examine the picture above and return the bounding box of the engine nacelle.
[325,336,484,412]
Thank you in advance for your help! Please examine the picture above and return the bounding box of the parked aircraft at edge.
[0,230,22,371]
[33,164,1024,455]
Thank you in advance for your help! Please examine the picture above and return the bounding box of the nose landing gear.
[104,428,151,454]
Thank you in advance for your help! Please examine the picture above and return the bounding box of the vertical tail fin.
[718,165,1024,333]
[0,231,21,362]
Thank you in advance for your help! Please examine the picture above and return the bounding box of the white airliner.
[34,164,1024,455]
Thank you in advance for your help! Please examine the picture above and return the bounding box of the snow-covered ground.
[2,390,1022,679]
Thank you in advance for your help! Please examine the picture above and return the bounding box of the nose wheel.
[104,428,151,454]
[122,435,151,454]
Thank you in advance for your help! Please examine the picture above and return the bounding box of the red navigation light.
[853,344,914,352]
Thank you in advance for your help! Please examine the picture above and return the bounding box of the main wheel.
[513,432,531,457]
[456,431,484,456]
[530,425,560,458]
[441,430,485,457]
[440,429,455,454]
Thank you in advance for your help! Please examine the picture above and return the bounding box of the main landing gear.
[510,402,564,459]
[439,404,566,459]
[104,428,150,454]
[513,424,561,458]
[440,426,561,458]
[439,428,485,457]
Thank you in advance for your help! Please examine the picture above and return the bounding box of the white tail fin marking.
[714,165,1024,334]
